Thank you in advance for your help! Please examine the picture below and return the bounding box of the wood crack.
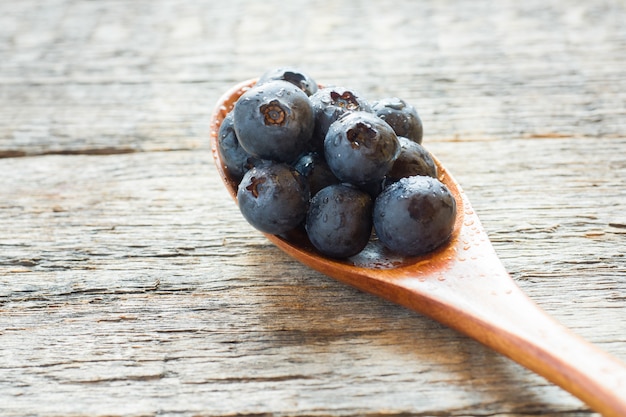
[0,147,137,159]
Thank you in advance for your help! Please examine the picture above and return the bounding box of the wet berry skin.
[257,67,318,96]
[309,86,372,151]
[373,175,456,257]
[387,136,437,184]
[237,162,310,235]
[324,111,400,186]
[217,111,259,181]
[233,80,314,163]
[293,152,340,197]
[306,184,373,258]
[372,97,423,144]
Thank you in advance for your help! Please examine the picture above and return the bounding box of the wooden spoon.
[210,79,626,417]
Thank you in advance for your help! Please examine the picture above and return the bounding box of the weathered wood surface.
[1,1,625,416]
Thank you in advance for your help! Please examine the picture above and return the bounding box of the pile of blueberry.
[217,67,457,259]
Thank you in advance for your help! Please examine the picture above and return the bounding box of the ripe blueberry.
[373,175,456,256]
[293,152,340,197]
[309,86,372,151]
[237,162,310,235]
[257,67,318,96]
[306,184,373,258]
[387,136,437,184]
[324,111,400,186]
[217,111,259,181]
[372,97,423,144]
[233,80,314,163]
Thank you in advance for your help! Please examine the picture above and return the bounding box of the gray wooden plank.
[1,137,624,416]
[1,0,626,415]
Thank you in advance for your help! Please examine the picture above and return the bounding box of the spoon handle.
[374,205,626,416]
[275,226,626,416]
[272,208,626,415]
[405,275,626,416]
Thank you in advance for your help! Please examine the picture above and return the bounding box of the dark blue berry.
[373,176,456,256]
[293,152,340,197]
[387,136,437,184]
[358,177,387,199]
[372,97,423,144]
[324,111,400,186]
[309,87,372,151]
[306,184,373,258]
[237,162,310,235]
[233,80,314,163]
[257,67,318,96]
[217,111,260,181]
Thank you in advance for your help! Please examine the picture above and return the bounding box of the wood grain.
[1,0,625,416]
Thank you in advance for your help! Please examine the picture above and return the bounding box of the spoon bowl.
[210,79,626,417]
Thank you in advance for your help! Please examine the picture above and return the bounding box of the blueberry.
[306,184,373,258]
[387,136,437,184]
[293,152,340,197]
[324,111,400,186]
[257,67,318,96]
[358,177,387,199]
[372,97,423,144]
[373,176,456,256]
[233,80,314,163]
[237,162,310,235]
[217,111,260,181]
[309,86,372,151]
